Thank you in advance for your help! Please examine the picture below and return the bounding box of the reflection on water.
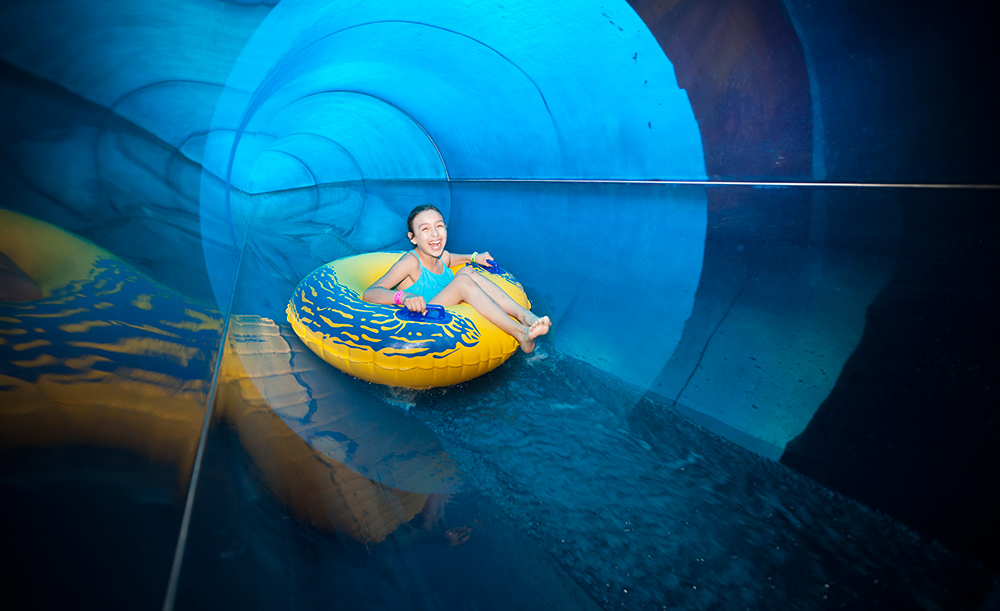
[165,179,994,610]
[2,208,994,610]
[0,210,223,609]
[0,209,472,604]
[1,1,995,608]
[0,211,221,487]
[174,331,993,611]
[2,200,994,611]
[216,314,461,544]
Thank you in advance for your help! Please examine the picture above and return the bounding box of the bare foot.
[517,316,550,353]
[528,315,551,335]
[444,526,472,547]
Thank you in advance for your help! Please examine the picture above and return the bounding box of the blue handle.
[472,259,502,275]
[396,304,451,323]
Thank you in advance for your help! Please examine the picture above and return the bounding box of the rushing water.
[173,328,992,610]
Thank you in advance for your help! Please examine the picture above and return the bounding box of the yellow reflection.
[216,315,461,544]
[0,209,222,492]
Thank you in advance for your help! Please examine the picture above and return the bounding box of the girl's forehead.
[414,210,444,225]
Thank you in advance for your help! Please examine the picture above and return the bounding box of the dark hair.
[406,204,442,235]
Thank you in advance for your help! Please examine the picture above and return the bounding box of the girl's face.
[409,209,447,257]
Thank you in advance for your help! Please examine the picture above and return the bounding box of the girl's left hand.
[475,251,493,266]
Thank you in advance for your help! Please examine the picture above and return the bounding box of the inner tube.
[286,252,531,388]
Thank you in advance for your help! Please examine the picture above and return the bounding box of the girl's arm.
[363,253,417,304]
[448,251,493,267]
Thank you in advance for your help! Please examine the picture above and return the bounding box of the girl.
[363,205,551,354]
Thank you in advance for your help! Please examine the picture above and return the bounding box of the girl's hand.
[475,251,493,266]
[402,295,427,314]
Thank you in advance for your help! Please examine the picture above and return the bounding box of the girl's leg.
[454,267,542,327]
[430,274,548,353]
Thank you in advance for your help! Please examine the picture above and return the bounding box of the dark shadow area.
[628,0,813,179]
[631,0,999,183]
[783,190,1000,570]
[0,446,183,610]
[630,0,1000,574]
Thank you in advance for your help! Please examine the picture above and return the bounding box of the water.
[405,349,990,609]
[172,333,991,610]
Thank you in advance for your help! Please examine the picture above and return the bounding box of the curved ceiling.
[199,0,705,208]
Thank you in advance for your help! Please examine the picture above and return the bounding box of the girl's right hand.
[402,295,427,314]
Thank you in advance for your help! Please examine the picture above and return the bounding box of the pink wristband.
[394,291,403,306]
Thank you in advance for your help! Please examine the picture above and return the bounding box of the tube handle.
[472,260,502,275]
[396,304,450,322]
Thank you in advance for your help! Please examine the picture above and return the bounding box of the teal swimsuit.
[403,251,454,300]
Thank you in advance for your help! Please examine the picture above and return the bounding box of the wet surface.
[176,417,600,611]
[405,346,992,610]
[174,326,993,610]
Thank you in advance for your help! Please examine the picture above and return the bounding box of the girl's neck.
[413,248,441,270]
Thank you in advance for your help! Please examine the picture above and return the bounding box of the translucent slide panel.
[448,181,708,390]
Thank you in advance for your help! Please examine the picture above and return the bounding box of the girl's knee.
[449,272,475,292]
[457,267,486,289]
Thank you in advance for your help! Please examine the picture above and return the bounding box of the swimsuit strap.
[405,250,454,301]
[413,249,439,273]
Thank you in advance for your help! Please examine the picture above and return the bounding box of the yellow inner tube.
[286,252,531,388]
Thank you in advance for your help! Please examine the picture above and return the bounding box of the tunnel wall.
[630,0,999,567]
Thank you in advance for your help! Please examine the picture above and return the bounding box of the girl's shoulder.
[404,250,436,277]
[399,250,421,269]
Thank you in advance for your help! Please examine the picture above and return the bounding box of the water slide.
[1,1,997,609]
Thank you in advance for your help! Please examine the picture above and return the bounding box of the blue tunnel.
[1,0,997,609]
